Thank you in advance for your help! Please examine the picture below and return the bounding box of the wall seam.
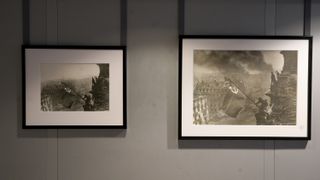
[56,0,59,180]
[274,1,277,180]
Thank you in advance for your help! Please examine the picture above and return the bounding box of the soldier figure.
[255,98,271,125]
[83,94,94,111]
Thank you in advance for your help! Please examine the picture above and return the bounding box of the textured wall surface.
[0,0,319,180]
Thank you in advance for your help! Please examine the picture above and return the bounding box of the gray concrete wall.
[0,0,319,180]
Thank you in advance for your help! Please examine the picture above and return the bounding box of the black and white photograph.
[193,50,297,126]
[23,46,126,128]
[179,36,312,139]
[41,63,110,112]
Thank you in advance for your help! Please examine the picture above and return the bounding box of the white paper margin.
[181,38,309,137]
[25,48,124,126]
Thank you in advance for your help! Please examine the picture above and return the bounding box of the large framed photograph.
[179,35,312,139]
[23,45,126,128]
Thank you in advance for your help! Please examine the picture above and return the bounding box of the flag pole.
[225,77,259,108]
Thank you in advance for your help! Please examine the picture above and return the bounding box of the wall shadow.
[178,139,308,149]
[57,129,126,138]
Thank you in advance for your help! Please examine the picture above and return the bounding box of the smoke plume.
[194,50,273,74]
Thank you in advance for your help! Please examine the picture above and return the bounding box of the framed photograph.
[179,35,312,139]
[22,45,126,128]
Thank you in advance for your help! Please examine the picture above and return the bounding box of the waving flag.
[221,77,246,118]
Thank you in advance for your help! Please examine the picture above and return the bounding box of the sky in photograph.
[41,63,100,82]
[194,50,284,78]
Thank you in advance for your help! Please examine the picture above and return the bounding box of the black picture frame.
[179,35,312,140]
[22,45,127,129]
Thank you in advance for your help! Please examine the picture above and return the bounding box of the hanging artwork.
[179,35,312,139]
[23,46,126,128]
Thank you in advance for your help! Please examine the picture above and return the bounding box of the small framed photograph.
[179,35,312,139]
[23,45,126,128]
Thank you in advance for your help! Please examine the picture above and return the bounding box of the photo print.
[193,50,297,126]
[41,63,110,112]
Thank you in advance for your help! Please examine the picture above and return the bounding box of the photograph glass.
[23,46,126,128]
[179,36,312,139]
